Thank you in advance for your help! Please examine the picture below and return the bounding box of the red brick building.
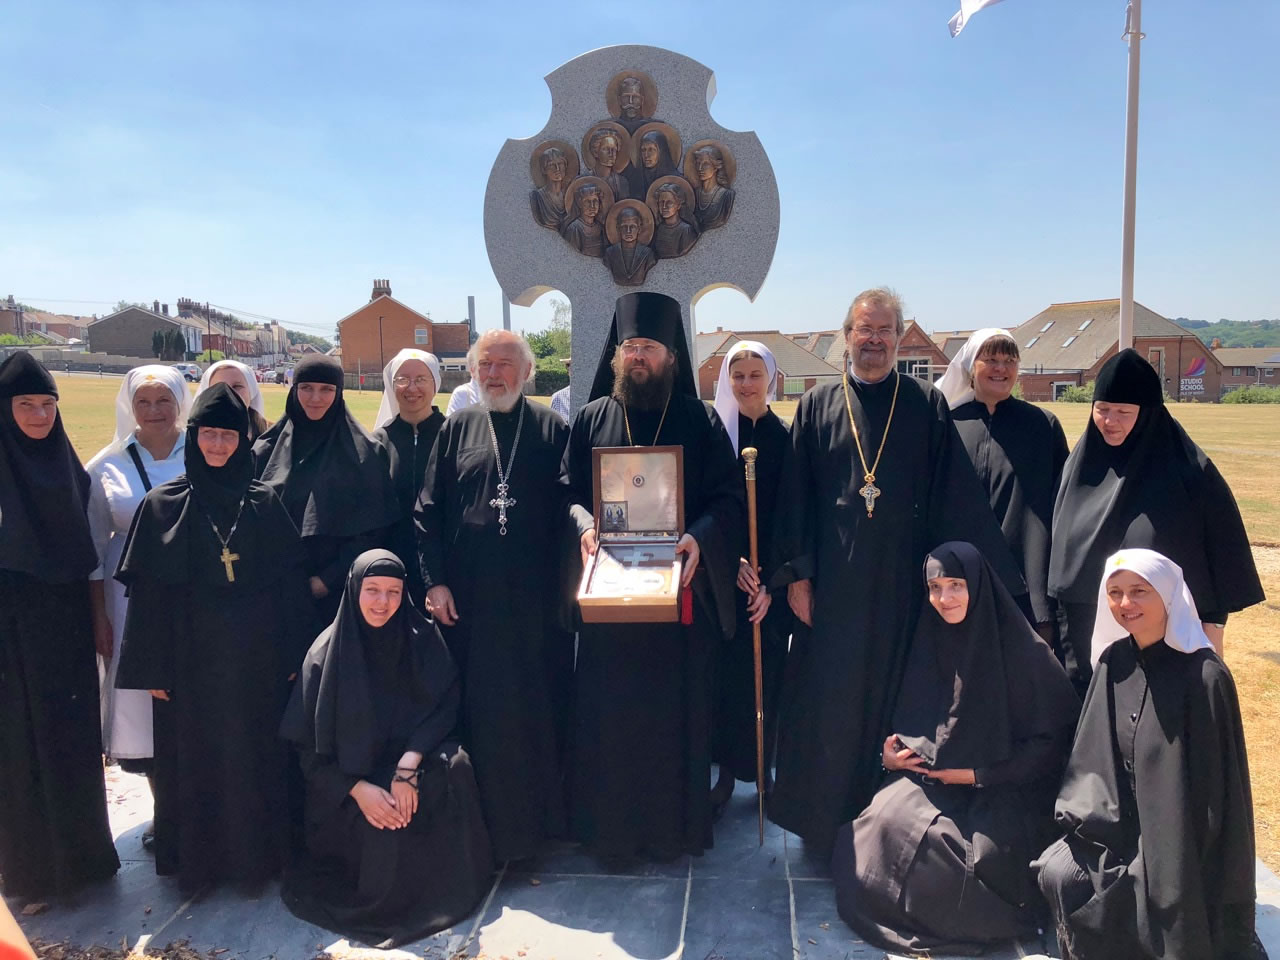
[1011,300,1221,402]
[337,280,472,383]
[1213,347,1280,395]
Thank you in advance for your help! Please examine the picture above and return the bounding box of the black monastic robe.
[115,478,312,894]
[952,396,1068,625]
[713,409,792,782]
[414,397,573,862]
[564,394,743,858]
[768,374,1026,852]
[0,571,120,899]
[0,353,119,899]
[375,409,444,604]
[1037,638,1260,959]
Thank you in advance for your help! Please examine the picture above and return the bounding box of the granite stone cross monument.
[484,44,779,409]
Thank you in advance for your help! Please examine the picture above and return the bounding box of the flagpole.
[1119,0,1143,350]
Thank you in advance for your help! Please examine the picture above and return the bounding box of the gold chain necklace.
[841,369,900,517]
[622,391,672,447]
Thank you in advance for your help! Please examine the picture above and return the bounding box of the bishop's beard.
[613,358,675,410]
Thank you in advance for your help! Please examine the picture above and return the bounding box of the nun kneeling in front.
[833,541,1078,956]
[280,550,492,949]
[1035,549,1266,960]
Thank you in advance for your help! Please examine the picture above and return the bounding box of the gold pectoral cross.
[859,475,881,518]
[219,546,240,582]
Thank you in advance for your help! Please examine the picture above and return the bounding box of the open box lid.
[591,445,684,539]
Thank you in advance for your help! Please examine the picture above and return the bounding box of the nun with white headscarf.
[196,359,269,440]
[937,328,1068,641]
[372,349,444,605]
[86,365,193,807]
[708,340,793,814]
[1035,549,1263,960]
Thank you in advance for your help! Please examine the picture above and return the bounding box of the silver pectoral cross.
[489,482,517,536]
[858,475,881,518]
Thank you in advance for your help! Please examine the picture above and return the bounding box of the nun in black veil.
[832,541,1078,956]
[0,352,119,900]
[253,355,400,625]
[280,550,492,948]
[1048,348,1262,692]
[115,383,310,893]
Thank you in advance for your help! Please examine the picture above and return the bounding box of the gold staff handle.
[743,446,765,846]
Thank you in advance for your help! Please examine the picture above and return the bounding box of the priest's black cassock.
[253,355,400,626]
[951,396,1068,628]
[768,369,1026,853]
[414,392,573,862]
[116,384,312,894]
[375,408,444,605]
[713,408,792,784]
[0,353,119,899]
[564,293,743,858]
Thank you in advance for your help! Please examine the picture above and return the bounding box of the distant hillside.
[1172,318,1280,348]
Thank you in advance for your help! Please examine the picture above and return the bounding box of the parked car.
[171,362,201,381]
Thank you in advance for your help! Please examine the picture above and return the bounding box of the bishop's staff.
[742,446,766,846]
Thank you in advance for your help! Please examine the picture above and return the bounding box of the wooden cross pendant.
[219,545,240,582]
[489,482,517,536]
[858,475,881,518]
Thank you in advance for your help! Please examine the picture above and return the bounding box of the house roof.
[336,293,432,328]
[88,305,203,331]
[706,330,843,379]
[1213,347,1280,367]
[1011,300,1207,373]
[694,330,738,366]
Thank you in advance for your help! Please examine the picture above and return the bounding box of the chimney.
[153,300,161,313]
[467,295,476,335]
[162,303,169,316]
[371,279,391,300]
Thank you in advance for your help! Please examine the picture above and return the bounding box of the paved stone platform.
[12,767,1280,959]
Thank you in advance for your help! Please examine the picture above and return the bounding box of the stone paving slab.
[11,771,1280,959]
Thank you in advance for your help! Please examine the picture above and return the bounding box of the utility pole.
[1118,0,1143,350]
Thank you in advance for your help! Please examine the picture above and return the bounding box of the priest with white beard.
[413,329,574,863]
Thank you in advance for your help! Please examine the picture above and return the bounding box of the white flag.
[949,0,1006,36]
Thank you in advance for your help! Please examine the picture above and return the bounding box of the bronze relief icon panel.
[529,69,738,285]
[529,140,581,230]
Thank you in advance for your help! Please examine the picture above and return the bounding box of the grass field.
[51,374,1280,868]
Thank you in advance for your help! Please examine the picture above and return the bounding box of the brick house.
[1213,347,1280,395]
[1011,300,1221,402]
[86,302,203,358]
[337,280,472,383]
[787,322,950,383]
[695,329,843,400]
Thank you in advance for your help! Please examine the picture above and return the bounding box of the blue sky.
[3,0,1276,340]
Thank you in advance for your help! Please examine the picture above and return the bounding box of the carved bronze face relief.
[628,122,682,202]
[646,177,699,259]
[605,70,659,133]
[684,140,736,232]
[561,176,616,259]
[528,140,581,230]
[526,69,738,282]
[603,200,657,286]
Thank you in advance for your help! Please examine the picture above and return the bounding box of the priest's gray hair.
[467,329,536,383]
[843,287,905,336]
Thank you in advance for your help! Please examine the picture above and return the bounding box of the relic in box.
[578,445,685,623]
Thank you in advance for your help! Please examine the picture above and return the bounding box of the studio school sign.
[1180,357,1207,396]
